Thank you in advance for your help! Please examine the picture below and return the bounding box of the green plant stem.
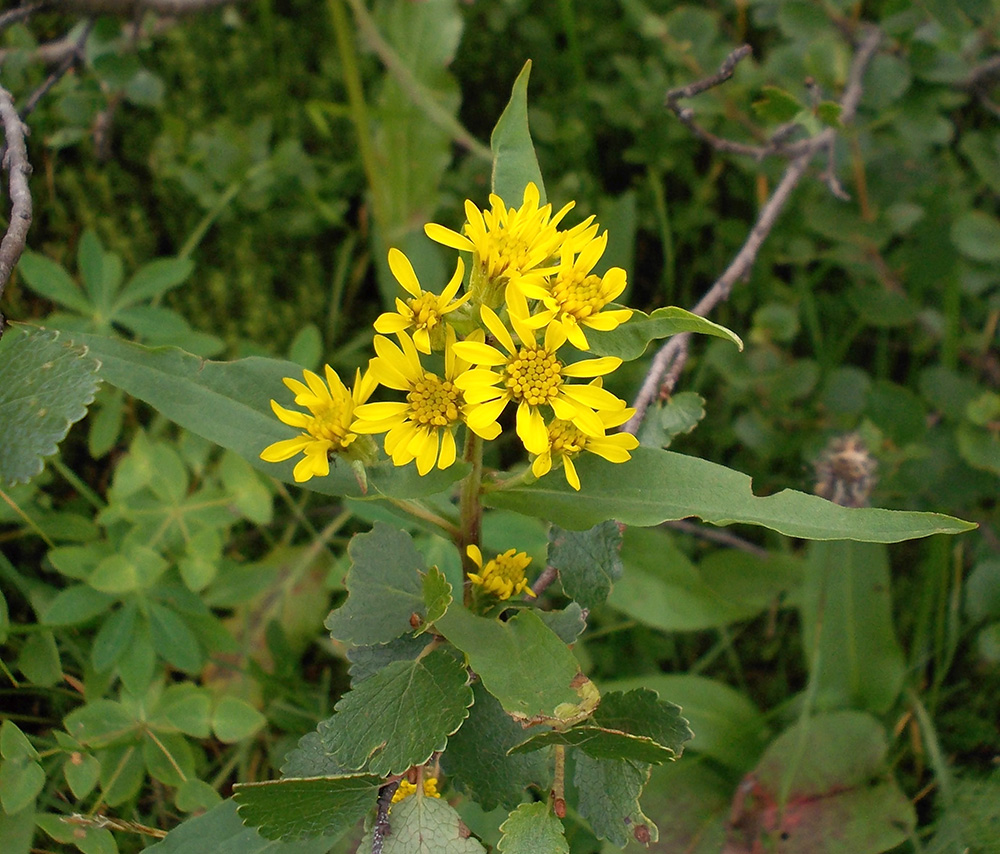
[178,162,269,260]
[51,457,105,509]
[457,430,484,607]
[328,0,385,235]
[647,166,676,302]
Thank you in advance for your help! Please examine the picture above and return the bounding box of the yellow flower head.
[424,182,584,308]
[518,231,633,351]
[374,248,471,354]
[467,545,536,600]
[352,328,501,475]
[531,404,640,491]
[260,366,377,483]
[452,305,627,455]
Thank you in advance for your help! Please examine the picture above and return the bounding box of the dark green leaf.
[280,731,354,780]
[91,602,137,672]
[573,754,656,847]
[485,447,975,541]
[146,798,337,854]
[586,306,741,361]
[510,727,675,764]
[0,328,101,485]
[0,760,44,816]
[547,521,623,609]
[325,523,426,646]
[63,752,101,800]
[637,391,706,449]
[951,211,1000,262]
[437,606,593,724]
[498,802,568,854]
[816,100,843,127]
[234,776,380,842]
[491,60,545,207]
[346,634,432,685]
[442,682,548,812]
[321,648,472,776]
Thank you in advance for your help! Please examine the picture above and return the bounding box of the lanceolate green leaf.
[233,776,381,842]
[320,648,473,776]
[491,60,544,207]
[325,523,426,646]
[586,306,742,361]
[0,328,101,485]
[485,447,975,542]
[62,332,466,499]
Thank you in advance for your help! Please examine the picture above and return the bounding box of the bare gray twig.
[0,2,52,32]
[531,564,559,597]
[626,26,882,433]
[21,20,94,118]
[45,0,243,15]
[661,520,770,558]
[0,84,33,338]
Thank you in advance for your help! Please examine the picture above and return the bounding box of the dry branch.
[0,84,33,337]
[625,27,882,433]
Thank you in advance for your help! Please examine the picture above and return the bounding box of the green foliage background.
[1,0,999,852]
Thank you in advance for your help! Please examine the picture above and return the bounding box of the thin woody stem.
[457,430,484,607]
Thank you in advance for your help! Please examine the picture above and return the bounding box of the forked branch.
[625,27,882,433]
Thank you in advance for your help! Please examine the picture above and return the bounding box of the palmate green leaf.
[586,306,742,361]
[233,776,381,843]
[573,754,656,848]
[359,794,485,854]
[436,606,594,725]
[321,648,472,776]
[442,682,548,812]
[0,328,101,485]
[485,447,975,542]
[62,332,466,500]
[547,521,623,609]
[114,257,194,309]
[16,252,91,313]
[491,60,545,207]
[498,802,568,854]
[325,523,426,646]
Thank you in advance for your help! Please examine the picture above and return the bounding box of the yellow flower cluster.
[391,776,441,804]
[261,183,639,490]
[466,545,536,600]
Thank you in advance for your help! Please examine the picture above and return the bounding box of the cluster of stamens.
[407,294,442,329]
[504,347,563,406]
[407,374,462,427]
[309,405,352,449]
[547,419,587,455]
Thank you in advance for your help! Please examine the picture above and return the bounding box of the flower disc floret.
[467,545,536,600]
[531,405,640,491]
[375,249,470,354]
[424,182,584,306]
[518,231,633,350]
[452,305,627,455]
[352,329,500,475]
[260,366,377,483]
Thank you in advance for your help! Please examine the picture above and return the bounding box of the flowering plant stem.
[457,429,484,606]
